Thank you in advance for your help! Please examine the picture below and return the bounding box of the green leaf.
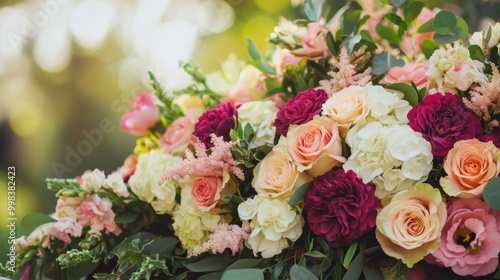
[340,34,362,54]
[246,39,261,61]
[21,212,56,229]
[142,237,179,257]
[371,53,404,75]
[114,211,139,224]
[418,87,427,102]
[222,269,264,280]
[386,82,419,107]
[404,1,425,23]
[326,32,338,55]
[342,249,365,280]
[68,261,100,279]
[288,182,311,205]
[290,264,318,280]
[389,0,407,6]
[303,0,323,22]
[343,9,361,35]
[384,13,403,25]
[417,18,434,33]
[469,44,485,62]
[225,259,263,271]
[305,251,326,258]
[249,61,277,75]
[433,10,457,35]
[182,253,235,273]
[363,266,384,280]
[376,24,401,45]
[198,272,224,280]
[483,177,500,210]
[343,242,358,269]
[456,17,469,41]
[421,39,440,59]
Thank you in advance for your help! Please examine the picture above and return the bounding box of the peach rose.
[160,111,197,154]
[252,150,311,197]
[190,171,234,212]
[376,183,447,268]
[321,85,369,137]
[440,139,500,198]
[283,115,346,177]
[380,62,430,90]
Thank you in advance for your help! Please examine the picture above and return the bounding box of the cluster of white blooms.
[344,122,433,201]
[238,195,303,258]
[80,169,106,192]
[104,172,129,197]
[128,150,181,214]
[364,84,411,125]
[172,187,223,254]
[470,22,500,50]
[426,44,486,94]
[237,100,277,148]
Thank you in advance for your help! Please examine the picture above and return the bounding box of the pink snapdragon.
[44,217,83,244]
[120,93,160,136]
[76,194,121,236]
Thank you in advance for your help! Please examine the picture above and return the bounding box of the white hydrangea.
[128,150,181,215]
[172,187,223,254]
[237,100,277,148]
[364,84,411,125]
[238,195,303,258]
[426,44,486,94]
[344,122,433,201]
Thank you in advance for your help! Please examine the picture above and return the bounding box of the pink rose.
[430,198,500,277]
[160,113,196,154]
[284,115,345,177]
[190,171,235,212]
[293,21,329,58]
[440,139,500,198]
[120,93,160,136]
[380,62,430,90]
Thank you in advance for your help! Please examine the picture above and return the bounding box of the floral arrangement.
[4,0,500,279]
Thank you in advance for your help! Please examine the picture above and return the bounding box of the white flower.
[344,123,433,201]
[364,85,411,125]
[238,195,303,258]
[80,169,106,192]
[104,172,129,197]
[237,100,277,148]
[470,31,484,48]
[488,22,500,48]
[128,150,181,215]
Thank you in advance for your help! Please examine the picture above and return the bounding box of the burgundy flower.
[304,169,381,246]
[408,93,483,158]
[193,103,236,148]
[481,127,500,148]
[274,88,328,136]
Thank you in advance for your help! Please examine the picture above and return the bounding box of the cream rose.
[252,150,311,197]
[283,115,345,177]
[376,183,447,268]
[321,85,369,137]
[440,139,500,198]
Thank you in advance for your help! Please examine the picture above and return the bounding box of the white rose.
[104,172,130,197]
[488,23,500,48]
[128,150,182,215]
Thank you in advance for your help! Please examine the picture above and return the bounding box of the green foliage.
[371,53,405,75]
[385,83,419,107]
[303,0,323,22]
[484,177,500,210]
[288,182,311,205]
[21,212,56,229]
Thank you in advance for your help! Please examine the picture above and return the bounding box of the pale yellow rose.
[252,150,311,197]
[376,183,447,268]
[440,139,500,198]
[284,115,346,177]
[173,94,205,116]
[321,85,369,137]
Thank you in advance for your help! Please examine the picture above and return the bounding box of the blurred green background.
[0,0,500,265]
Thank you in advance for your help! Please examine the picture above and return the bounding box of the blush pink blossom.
[76,194,121,237]
[120,93,160,136]
[293,21,329,58]
[381,62,430,89]
[430,198,500,277]
[160,110,197,154]
[44,217,83,244]
[190,173,235,212]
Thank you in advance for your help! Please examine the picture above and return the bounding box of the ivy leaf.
[483,177,500,210]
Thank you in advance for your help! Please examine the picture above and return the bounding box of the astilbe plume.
[464,63,500,130]
[188,222,250,257]
[319,46,372,96]
[161,135,245,183]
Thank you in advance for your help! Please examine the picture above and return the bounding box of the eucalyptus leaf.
[386,83,419,107]
[288,182,311,205]
[21,212,56,230]
[197,272,224,280]
[340,34,362,54]
[225,259,263,271]
[389,0,407,7]
[182,253,234,272]
[222,269,264,280]
[290,264,318,280]
[483,177,500,210]
[433,10,457,35]
[303,0,323,22]
[371,53,404,75]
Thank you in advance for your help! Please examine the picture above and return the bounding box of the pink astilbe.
[188,222,250,257]
[161,135,245,183]
[319,47,372,96]
[464,64,500,130]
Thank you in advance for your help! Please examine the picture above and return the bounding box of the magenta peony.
[274,88,328,136]
[481,127,500,148]
[304,169,381,245]
[430,198,500,277]
[193,103,236,148]
[407,92,483,158]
